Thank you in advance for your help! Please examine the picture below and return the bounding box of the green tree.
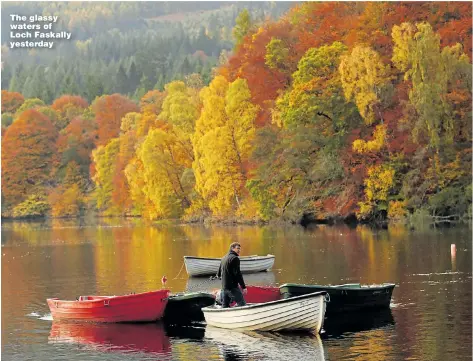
[233,9,252,47]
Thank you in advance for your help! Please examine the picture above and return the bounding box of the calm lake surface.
[2,219,472,361]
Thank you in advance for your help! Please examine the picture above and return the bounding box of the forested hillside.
[1,2,471,226]
[1,2,293,102]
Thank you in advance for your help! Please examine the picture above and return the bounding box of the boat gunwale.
[202,291,327,313]
[184,255,275,261]
[279,283,396,292]
[168,292,216,302]
[47,289,170,305]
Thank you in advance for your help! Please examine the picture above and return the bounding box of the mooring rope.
[172,261,186,280]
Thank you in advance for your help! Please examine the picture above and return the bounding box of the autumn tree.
[192,76,259,216]
[140,90,166,115]
[92,138,120,214]
[2,109,58,211]
[135,128,194,219]
[51,95,89,130]
[55,115,97,182]
[159,81,200,161]
[1,90,24,113]
[392,22,468,150]
[233,9,253,47]
[339,46,392,125]
[15,98,45,116]
[91,94,139,146]
[265,38,290,74]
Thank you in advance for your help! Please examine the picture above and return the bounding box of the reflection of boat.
[48,321,171,355]
[323,308,395,336]
[163,292,216,324]
[186,272,276,292]
[280,283,395,314]
[203,291,327,333]
[184,255,275,276]
[205,327,326,361]
[47,289,169,322]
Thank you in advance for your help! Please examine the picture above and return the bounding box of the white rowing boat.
[184,254,275,277]
[202,291,327,333]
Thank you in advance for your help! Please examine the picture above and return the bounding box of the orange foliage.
[55,116,97,173]
[221,2,471,130]
[91,94,139,146]
[140,90,167,115]
[1,90,25,113]
[51,95,88,113]
[1,109,58,207]
[222,21,295,126]
[51,95,89,129]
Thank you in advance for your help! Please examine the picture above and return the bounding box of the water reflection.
[322,308,395,337]
[2,220,472,361]
[48,321,171,355]
[205,327,326,361]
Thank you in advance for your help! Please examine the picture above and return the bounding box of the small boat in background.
[202,291,327,333]
[47,289,170,323]
[184,255,275,277]
[163,292,216,324]
[279,283,395,314]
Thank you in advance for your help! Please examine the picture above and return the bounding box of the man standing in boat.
[216,242,247,307]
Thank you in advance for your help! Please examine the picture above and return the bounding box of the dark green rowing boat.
[163,292,215,324]
[279,283,395,315]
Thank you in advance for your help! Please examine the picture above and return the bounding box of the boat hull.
[184,255,275,277]
[279,283,395,314]
[163,292,216,324]
[202,291,327,333]
[47,289,170,323]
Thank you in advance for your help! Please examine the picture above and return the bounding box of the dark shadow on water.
[322,308,395,338]
[164,323,206,340]
[221,348,247,361]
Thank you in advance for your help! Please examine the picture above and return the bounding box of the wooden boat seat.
[78,296,112,301]
[332,283,361,288]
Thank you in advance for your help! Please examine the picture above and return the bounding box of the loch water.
[2,219,471,360]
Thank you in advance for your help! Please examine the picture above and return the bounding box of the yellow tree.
[124,158,153,217]
[159,81,200,162]
[392,22,470,150]
[339,45,391,125]
[192,76,259,216]
[91,138,120,214]
[136,128,193,219]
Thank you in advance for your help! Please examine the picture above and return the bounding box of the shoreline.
[1,213,470,229]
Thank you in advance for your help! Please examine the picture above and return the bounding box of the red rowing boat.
[213,285,280,306]
[245,285,280,303]
[47,289,170,323]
